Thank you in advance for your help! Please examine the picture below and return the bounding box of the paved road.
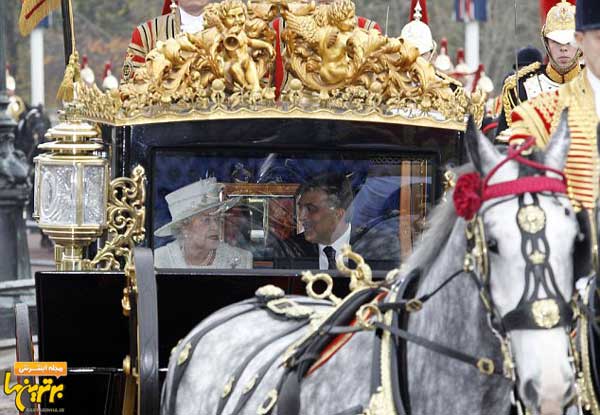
[0,227,53,415]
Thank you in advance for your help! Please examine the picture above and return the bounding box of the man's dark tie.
[323,246,337,270]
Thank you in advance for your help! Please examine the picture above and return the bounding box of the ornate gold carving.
[476,358,495,375]
[577,285,600,414]
[301,271,341,305]
[257,389,278,415]
[222,376,235,398]
[73,0,477,129]
[266,298,314,319]
[177,342,192,365]
[529,251,546,265]
[243,375,258,394]
[531,299,560,329]
[517,205,546,234]
[255,284,285,300]
[362,289,399,415]
[91,165,147,270]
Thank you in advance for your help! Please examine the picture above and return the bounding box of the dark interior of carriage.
[151,148,437,271]
[35,118,463,413]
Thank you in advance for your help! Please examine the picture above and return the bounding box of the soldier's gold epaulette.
[501,62,542,127]
[511,89,561,147]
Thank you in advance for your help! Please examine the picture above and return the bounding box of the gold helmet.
[542,0,576,45]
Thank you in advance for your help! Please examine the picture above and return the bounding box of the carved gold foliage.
[91,165,146,270]
[75,0,478,127]
[77,82,121,123]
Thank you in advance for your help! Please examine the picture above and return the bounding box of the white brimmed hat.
[155,177,237,237]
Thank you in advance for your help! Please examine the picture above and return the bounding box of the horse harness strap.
[216,321,308,415]
[371,320,501,376]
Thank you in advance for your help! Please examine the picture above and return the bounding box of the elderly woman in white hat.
[154,178,252,269]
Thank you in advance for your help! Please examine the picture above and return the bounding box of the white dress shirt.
[179,7,204,34]
[318,224,351,270]
[586,68,600,118]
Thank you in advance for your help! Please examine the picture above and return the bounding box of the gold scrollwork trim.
[531,299,561,329]
[91,165,147,270]
[83,105,467,131]
[580,288,600,415]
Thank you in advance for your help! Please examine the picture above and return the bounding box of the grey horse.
[161,113,578,415]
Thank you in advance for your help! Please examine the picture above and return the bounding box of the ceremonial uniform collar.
[179,7,204,33]
[545,63,581,84]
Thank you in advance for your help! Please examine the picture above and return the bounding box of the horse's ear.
[544,108,570,172]
[465,115,501,175]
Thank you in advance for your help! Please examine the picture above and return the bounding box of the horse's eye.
[487,238,498,254]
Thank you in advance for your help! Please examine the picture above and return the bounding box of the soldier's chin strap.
[542,37,583,77]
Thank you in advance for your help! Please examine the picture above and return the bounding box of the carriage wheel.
[123,247,160,415]
[14,303,37,415]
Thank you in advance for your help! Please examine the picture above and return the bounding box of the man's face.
[224,6,245,31]
[547,38,579,70]
[576,30,600,79]
[298,189,344,245]
[178,0,211,16]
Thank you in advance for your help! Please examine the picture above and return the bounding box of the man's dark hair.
[297,173,354,211]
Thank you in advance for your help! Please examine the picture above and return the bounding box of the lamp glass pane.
[83,165,106,225]
[40,165,77,225]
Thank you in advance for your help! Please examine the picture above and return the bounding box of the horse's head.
[462,110,576,415]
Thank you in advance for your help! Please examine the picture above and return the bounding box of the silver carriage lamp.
[33,106,109,270]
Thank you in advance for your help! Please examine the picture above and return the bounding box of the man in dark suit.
[273,173,400,270]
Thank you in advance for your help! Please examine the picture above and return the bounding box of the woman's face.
[181,209,221,252]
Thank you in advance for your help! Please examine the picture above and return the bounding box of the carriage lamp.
[33,108,109,271]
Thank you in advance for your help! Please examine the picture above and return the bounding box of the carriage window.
[152,150,435,271]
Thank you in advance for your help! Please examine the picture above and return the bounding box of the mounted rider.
[497,0,581,134]
[505,0,600,215]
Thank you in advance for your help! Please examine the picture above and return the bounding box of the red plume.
[456,48,465,64]
[440,38,449,54]
[81,54,88,69]
[103,61,112,78]
[539,0,576,25]
[409,0,429,24]
[471,64,483,93]
[162,0,178,15]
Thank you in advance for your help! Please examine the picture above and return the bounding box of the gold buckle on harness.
[477,358,495,375]
[257,389,278,415]
[405,298,423,313]
[356,303,383,330]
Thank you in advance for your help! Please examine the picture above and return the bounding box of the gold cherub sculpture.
[205,0,275,92]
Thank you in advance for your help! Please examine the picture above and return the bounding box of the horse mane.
[403,164,474,274]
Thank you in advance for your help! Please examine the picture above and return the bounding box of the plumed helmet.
[80,55,95,86]
[163,0,177,15]
[576,0,600,31]
[102,62,118,91]
[401,0,435,55]
[434,38,454,73]
[542,0,576,45]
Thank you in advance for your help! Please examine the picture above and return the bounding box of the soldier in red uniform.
[122,0,213,82]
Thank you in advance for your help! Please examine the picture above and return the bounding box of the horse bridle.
[367,138,576,380]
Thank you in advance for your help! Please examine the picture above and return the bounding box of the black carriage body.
[36,117,463,414]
